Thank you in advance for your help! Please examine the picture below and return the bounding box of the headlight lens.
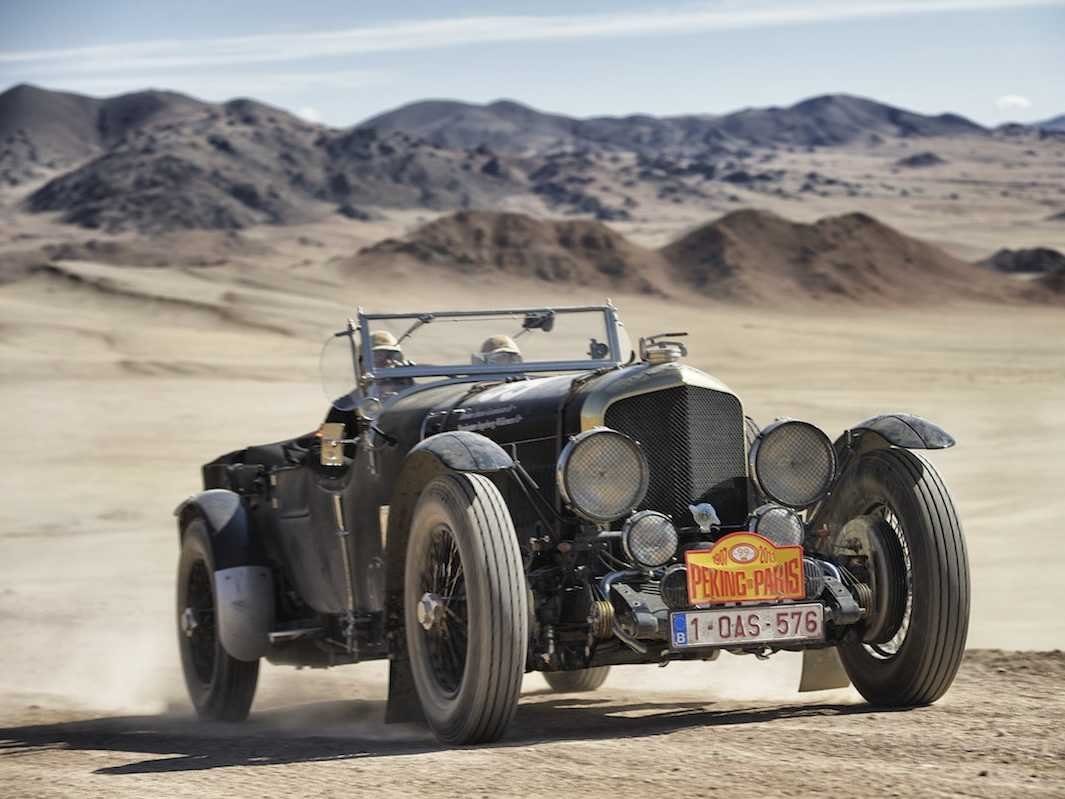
[558,427,649,523]
[623,511,678,568]
[659,563,689,609]
[748,503,804,546]
[749,420,836,508]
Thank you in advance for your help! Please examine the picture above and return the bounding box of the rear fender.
[176,489,273,661]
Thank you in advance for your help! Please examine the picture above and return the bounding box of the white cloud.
[297,106,322,123]
[995,94,1032,112]
[2,0,1062,75]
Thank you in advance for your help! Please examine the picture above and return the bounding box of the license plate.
[670,603,824,649]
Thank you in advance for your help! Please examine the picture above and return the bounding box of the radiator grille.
[604,385,747,525]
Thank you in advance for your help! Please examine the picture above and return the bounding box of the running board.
[268,627,325,644]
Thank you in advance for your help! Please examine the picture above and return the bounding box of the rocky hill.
[980,247,1065,274]
[662,209,1021,303]
[0,83,209,184]
[1036,114,1065,133]
[358,99,579,154]
[356,210,669,294]
[22,95,526,233]
[356,208,1035,304]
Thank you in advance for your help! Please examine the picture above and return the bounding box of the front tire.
[177,518,259,721]
[404,473,528,745]
[822,448,969,706]
[543,667,610,693]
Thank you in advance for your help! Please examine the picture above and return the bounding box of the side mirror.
[522,311,555,333]
[318,422,346,467]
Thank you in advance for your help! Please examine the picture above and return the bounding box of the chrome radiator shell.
[579,363,749,525]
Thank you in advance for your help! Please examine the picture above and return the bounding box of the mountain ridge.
[357,93,988,154]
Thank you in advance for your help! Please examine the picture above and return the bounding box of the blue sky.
[1,0,1062,127]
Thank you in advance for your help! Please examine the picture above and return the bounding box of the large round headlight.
[558,427,649,523]
[750,420,836,508]
[748,503,804,546]
[623,511,678,568]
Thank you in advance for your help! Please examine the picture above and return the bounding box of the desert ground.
[1,227,1064,795]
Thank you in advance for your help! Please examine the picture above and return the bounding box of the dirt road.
[1,651,1062,798]
[2,262,1064,797]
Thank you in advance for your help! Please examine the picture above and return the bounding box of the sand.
[1,242,1064,794]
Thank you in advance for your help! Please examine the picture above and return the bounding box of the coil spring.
[588,599,614,640]
[853,581,873,617]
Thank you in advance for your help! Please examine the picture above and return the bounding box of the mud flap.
[214,565,274,661]
[799,647,851,692]
[386,658,426,724]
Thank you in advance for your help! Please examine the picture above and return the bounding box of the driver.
[371,330,405,369]
[474,335,523,366]
[371,330,414,395]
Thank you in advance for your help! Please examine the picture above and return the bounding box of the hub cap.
[181,606,200,638]
[843,504,912,660]
[417,592,447,631]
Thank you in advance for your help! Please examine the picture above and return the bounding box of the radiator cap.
[645,342,685,364]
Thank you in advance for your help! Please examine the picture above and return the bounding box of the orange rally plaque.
[685,532,805,605]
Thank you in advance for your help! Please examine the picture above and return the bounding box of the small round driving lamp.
[749,419,836,508]
[356,396,383,422]
[748,503,805,547]
[557,427,649,523]
[623,511,679,568]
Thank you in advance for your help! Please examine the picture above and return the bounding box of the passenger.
[474,335,523,366]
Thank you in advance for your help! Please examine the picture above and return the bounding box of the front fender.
[839,413,955,453]
[406,430,516,472]
[176,489,273,661]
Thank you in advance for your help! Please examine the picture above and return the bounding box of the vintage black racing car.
[175,304,970,744]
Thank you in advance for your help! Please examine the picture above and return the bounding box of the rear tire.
[543,667,610,693]
[823,448,969,706]
[404,473,528,745]
[177,518,259,721]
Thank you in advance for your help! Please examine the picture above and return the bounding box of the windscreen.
[367,308,620,374]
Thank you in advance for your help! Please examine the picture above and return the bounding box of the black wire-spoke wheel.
[184,560,217,684]
[418,524,468,696]
[816,448,970,706]
[177,518,260,721]
[405,473,527,745]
